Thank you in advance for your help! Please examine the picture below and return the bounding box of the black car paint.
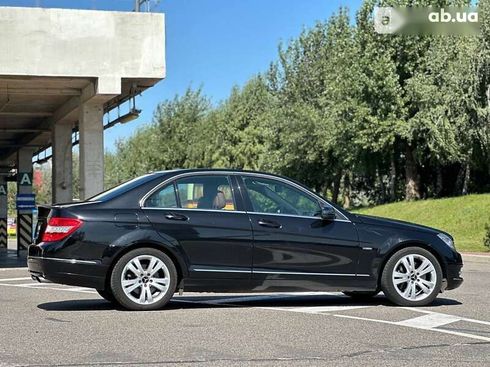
[28,169,463,294]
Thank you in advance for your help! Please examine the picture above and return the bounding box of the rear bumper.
[27,254,108,289]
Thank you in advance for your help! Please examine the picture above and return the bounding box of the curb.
[461,253,490,264]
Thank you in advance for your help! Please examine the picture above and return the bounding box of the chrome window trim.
[28,256,98,265]
[143,207,247,215]
[246,211,351,223]
[139,171,351,223]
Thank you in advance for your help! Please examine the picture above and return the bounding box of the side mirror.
[320,206,336,221]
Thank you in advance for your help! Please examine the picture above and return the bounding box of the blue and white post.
[16,149,35,255]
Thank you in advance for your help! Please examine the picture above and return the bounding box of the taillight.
[41,217,83,242]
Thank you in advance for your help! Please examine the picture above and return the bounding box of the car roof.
[152,168,289,180]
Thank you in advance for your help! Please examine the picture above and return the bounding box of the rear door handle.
[257,219,282,229]
[165,213,189,221]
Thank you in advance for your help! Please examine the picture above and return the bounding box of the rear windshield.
[88,173,159,202]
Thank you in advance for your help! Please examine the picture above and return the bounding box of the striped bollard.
[0,218,7,248]
[17,213,33,252]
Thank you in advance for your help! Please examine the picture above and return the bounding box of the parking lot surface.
[0,255,488,367]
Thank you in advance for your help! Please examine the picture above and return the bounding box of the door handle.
[165,213,189,221]
[257,219,282,229]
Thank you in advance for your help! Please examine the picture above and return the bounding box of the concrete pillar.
[51,122,73,204]
[0,175,7,249]
[16,148,35,253]
[79,101,104,200]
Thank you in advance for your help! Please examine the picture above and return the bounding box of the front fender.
[356,223,456,279]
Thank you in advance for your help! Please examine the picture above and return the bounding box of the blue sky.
[2,0,362,151]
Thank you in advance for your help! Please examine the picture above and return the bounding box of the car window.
[145,184,178,208]
[176,175,236,211]
[243,176,321,217]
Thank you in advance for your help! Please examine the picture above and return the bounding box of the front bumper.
[444,262,463,291]
[28,246,108,289]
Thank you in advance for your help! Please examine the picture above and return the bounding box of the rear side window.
[176,175,235,211]
[143,175,236,211]
[145,184,178,208]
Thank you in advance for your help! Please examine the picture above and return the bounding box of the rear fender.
[102,229,190,278]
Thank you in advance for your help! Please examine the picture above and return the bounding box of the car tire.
[342,290,379,300]
[96,288,117,304]
[381,246,442,307]
[110,247,177,311]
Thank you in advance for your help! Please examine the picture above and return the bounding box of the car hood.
[354,214,444,236]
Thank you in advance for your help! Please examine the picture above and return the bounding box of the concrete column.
[16,148,35,253]
[51,122,73,204]
[0,175,7,249]
[79,101,104,200]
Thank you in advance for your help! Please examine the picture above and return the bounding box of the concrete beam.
[46,78,120,127]
[0,88,81,96]
[0,129,49,133]
[0,7,166,80]
[51,122,73,204]
[0,112,53,117]
[79,101,104,200]
[1,78,121,165]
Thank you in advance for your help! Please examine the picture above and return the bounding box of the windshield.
[88,173,159,202]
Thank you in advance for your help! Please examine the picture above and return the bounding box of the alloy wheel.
[121,255,170,305]
[392,254,437,302]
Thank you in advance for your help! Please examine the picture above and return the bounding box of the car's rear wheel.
[381,247,442,307]
[110,248,177,311]
[96,288,117,304]
[342,290,379,300]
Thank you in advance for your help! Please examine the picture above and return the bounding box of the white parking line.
[396,313,461,328]
[0,277,31,282]
[0,281,97,294]
[402,307,490,327]
[16,282,52,287]
[0,267,27,271]
[333,313,490,342]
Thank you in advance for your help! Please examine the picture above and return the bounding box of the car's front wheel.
[381,247,442,307]
[110,248,177,311]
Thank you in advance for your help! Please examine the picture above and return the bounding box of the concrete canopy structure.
[0,6,165,251]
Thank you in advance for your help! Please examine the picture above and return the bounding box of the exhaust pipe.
[31,275,42,283]
[31,274,51,283]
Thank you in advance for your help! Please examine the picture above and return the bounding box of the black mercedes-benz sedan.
[28,169,463,310]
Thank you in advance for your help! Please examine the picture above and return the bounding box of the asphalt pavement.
[0,253,488,367]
